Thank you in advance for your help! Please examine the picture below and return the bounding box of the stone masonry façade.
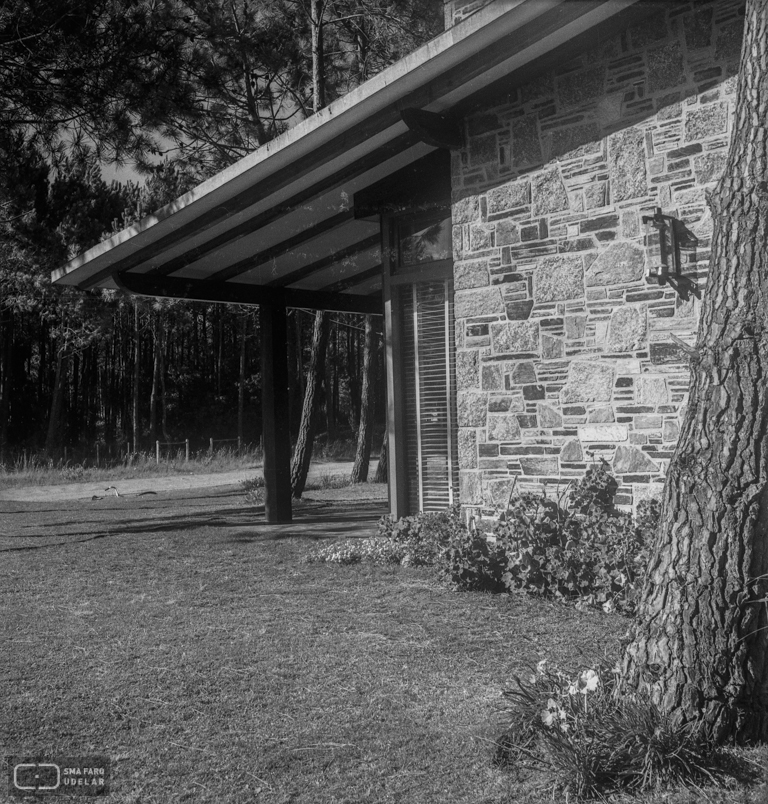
[451,0,745,510]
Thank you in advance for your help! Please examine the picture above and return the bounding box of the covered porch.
[53,0,655,522]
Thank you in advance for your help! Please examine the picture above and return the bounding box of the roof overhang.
[52,0,654,312]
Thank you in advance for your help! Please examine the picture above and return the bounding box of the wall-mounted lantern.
[643,207,677,285]
[642,207,697,299]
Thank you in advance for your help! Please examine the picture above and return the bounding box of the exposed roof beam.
[322,264,383,293]
[199,209,357,283]
[266,234,381,288]
[79,130,421,290]
[117,273,383,315]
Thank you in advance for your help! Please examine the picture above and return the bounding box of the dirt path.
[0,459,378,502]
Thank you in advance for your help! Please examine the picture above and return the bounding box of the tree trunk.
[374,430,388,484]
[0,310,12,464]
[325,320,336,441]
[45,346,68,458]
[311,0,326,113]
[621,0,768,744]
[290,309,330,498]
[351,316,376,483]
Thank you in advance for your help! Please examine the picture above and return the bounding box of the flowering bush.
[442,461,657,614]
[496,660,721,799]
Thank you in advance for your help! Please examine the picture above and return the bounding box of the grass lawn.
[1,483,762,803]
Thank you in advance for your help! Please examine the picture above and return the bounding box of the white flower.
[536,659,548,675]
[578,669,600,694]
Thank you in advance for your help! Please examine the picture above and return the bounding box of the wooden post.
[185,438,190,462]
[260,301,292,522]
[237,436,242,453]
[209,437,214,453]
[96,443,100,467]
[156,440,160,464]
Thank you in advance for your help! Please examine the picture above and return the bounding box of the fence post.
[209,437,214,453]
[156,441,160,465]
[237,436,242,454]
[96,443,100,467]
[185,439,190,462]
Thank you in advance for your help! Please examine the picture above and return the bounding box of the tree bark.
[311,0,326,113]
[290,309,330,498]
[351,316,376,483]
[0,310,12,464]
[45,345,68,458]
[374,430,388,484]
[149,312,161,446]
[621,0,768,744]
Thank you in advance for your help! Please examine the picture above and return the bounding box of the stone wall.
[452,0,745,511]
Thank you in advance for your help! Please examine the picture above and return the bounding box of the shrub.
[442,461,657,614]
[240,475,264,505]
[495,660,722,800]
[306,506,465,567]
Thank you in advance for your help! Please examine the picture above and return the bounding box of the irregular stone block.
[637,376,669,406]
[506,300,534,320]
[609,128,648,202]
[488,395,525,413]
[535,254,584,302]
[662,420,680,442]
[532,168,570,216]
[453,194,479,224]
[565,315,587,340]
[548,122,602,161]
[522,384,546,401]
[485,477,518,507]
[455,259,489,290]
[487,181,530,215]
[458,429,477,469]
[481,364,504,391]
[586,242,646,286]
[649,342,686,364]
[613,446,659,473]
[684,7,713,49]
[538,403,562,429]
[510,362,537,385]
[608,305,647,352]
[455,287,505,319]
[715,19,744,61]
[496,220,520,246]
[648,41,684,92]
[457,391,487,427]
[578,424,628,442]
[470,224,494,251]
[694,151,727,185]
[585,182,608,210]
[557,64,605,108]
[541,334,564,360]
[460,471,482,504]
[587,406,615,423]
[510,115,542,168]
[634,415,663,430]
[519,456,559,475]
[491,320,540,354]
[469,133,497,166]
[487,414,522,442]
[561,361,615,403]
[685,102,728,142]
[456,350,479,390]
[560,439,583,463]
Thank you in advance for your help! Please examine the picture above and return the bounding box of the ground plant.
[494,659,738,800]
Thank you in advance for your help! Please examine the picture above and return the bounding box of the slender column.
[260,302,292,522]
[382,216,408,518]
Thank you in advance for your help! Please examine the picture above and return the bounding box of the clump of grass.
[495,659,727,800]
[306,471,350,490]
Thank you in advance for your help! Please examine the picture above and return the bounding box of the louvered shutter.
[400,280,459,513]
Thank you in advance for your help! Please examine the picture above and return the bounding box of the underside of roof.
[52,0,658,312]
